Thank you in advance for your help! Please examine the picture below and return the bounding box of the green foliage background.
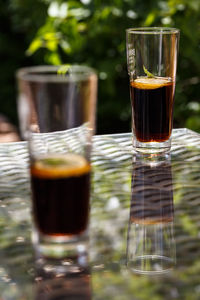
[1,0,200,134]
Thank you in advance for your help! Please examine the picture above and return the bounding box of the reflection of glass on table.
[34,253,92,300]
[127,154,176,274]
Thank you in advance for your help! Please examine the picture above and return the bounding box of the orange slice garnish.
[131,77,172,90]
[31,153,90,179]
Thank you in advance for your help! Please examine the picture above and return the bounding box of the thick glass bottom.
[32,229,88,259]
[133,138,171,154]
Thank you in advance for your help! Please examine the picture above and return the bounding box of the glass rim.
[16,65,97,82]
[126,27,180,34]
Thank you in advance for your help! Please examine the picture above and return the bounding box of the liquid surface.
[130,77,174,143]
[31,154,91,236]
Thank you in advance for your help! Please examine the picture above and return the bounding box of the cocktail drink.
[31,154,91,237]
[17,65,97,257]
[126,28,179,153]
[130,77,174,143]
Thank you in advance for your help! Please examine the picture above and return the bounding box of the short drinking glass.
[17,65,97,258]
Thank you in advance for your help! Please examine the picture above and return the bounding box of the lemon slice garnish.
[131,77,172,90]
[31,154,90,179]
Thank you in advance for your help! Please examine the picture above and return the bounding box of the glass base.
[133,138,171,154]
[32,230,88,259]
[128,255,174,275]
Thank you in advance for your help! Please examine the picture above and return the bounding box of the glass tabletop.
[0,128,200,299]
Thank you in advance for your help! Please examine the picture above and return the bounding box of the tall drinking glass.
[126,27,180,153]
[17,65,97,258]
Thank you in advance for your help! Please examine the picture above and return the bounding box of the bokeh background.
[0,0,200,135]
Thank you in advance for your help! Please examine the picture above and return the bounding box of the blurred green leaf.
[144,11,156,26]
[26,39,42,56]
[44,52,61,64]
[186,116,200,132]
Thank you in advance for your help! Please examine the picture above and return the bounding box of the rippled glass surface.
[0,128,200,299]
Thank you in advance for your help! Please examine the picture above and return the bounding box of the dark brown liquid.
[130,77,174,143]
[31,155,90,236]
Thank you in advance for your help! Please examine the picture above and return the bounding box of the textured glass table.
[0,128,200,299]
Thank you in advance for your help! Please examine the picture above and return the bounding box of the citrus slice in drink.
[31,153,90,179]
[131,77,172,90]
